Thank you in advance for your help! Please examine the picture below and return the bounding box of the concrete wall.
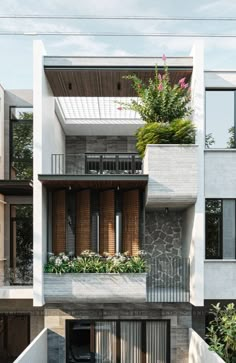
[14,328,48,363]
[205,70,236,88]
[204,260,236,299]
[45,303,192,363]
[205,150,236,197]
[33,40,65,306]
[189,329,225,363]
[189,41,205,307]
[0,85,4,179]
[143,144,198,209]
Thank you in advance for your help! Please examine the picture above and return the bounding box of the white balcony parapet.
[189,329,225,363]
[143,144,198,208]
[13,328,48,363]
[204,260,236,299]
[44,273,147,303]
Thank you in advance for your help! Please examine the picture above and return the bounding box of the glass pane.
[120,321,141,363]
[146,321,168,363]
[205,91,234,148]
[95,321,116,363]
[206,200,222,259]
[10,107,33,120]
[10,205,33,285]
[11,121,33,180]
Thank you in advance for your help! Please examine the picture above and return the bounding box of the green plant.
[119,59,192,124]
[206,302,236,363]
[44,251,147,274]
[136,119,195,157]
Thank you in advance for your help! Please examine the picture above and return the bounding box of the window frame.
[205,88,236,149]
[65,319,171,363]
[9,106,33,181]
[205,199,223,259]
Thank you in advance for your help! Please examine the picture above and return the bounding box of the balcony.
[0,258,33,299]
[51,153,142,175]
[44,256,189,303]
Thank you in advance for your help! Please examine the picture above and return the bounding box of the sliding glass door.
[66,320,170,363]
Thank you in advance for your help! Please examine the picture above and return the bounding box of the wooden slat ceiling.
[45,69,192,97]
[39,175,147,190]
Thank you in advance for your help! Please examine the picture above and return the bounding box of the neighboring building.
[0,40,235,362]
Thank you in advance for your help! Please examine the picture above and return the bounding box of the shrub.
[44,251,147,274]
[136,119,196,157]
[206,302,236,363]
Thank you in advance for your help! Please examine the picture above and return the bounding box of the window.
[66,320,170,363]
[206,199,236,259]
[10,107,33,180]
[205,90,235,148]
[10,205,33,285]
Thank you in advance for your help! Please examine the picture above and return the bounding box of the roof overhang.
[0,181,33,196]
[38,174,148,190]
[44,56,193,97]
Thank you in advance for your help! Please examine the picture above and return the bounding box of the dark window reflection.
[10,107,33,180]
[205,200,222,259]
[10,205,33,285]
[205,91,235,149]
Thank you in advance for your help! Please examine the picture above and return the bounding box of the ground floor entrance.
[66,319,170,363]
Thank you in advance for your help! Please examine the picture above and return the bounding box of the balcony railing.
[147,256,190,302]
[51,153,143,175]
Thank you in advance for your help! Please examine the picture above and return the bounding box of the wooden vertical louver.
[99,190,115,255]
[52,190,66,255]
[76,190,91,254]
[122,190,140,255]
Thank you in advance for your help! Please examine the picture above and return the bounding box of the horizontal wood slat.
[122,190,140,255]
[76,190,91,254]
[52,190,66,254]
[99,190,115,255]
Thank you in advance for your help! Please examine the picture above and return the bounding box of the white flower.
[49,256,55,262]
[62,255,69,262]
[55,257,62,266]
[59,252,65,257]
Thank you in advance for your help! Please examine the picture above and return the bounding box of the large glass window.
[205,200,222,259]
[10,205,33,285]
[10,107,33,180]
[205,91,235,148]
[66,320,170,363]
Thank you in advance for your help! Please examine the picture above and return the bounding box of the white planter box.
[44,273,147,303]
[143,144,198,208]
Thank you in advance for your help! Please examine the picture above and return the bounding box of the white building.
[0,40,234,363]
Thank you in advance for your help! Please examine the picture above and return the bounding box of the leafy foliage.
[136,119,195,157]
[119,65,192,123]
[227,127,236,148]
[206,303,236,363]
[44,251,147,274]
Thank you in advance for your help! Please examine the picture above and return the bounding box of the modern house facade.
[0,40,235,362]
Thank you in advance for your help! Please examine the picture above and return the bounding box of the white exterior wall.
[205,150,236,197]
[33,40,65,306]
[14,328,48,363]
[205,70,236,88]
[204,260,236,299]
[0,85,5,269]
[189,329,225,363]
[189,42,205,306]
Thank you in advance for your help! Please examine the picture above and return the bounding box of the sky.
[1,0,236,89]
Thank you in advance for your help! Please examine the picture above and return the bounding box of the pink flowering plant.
[118,55,195,157]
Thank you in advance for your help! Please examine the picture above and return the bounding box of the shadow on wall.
[48,330,65,363]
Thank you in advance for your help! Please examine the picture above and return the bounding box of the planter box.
[143,144,198,208]
[44,273,147,303]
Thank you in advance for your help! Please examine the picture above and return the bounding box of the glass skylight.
[57,97,141,121]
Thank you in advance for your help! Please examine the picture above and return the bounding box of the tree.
[206,303,236,363]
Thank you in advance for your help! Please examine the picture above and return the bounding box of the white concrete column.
[189,41,205,306]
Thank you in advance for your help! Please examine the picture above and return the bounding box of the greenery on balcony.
[118,55,195,157]
[44,251,147,274]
